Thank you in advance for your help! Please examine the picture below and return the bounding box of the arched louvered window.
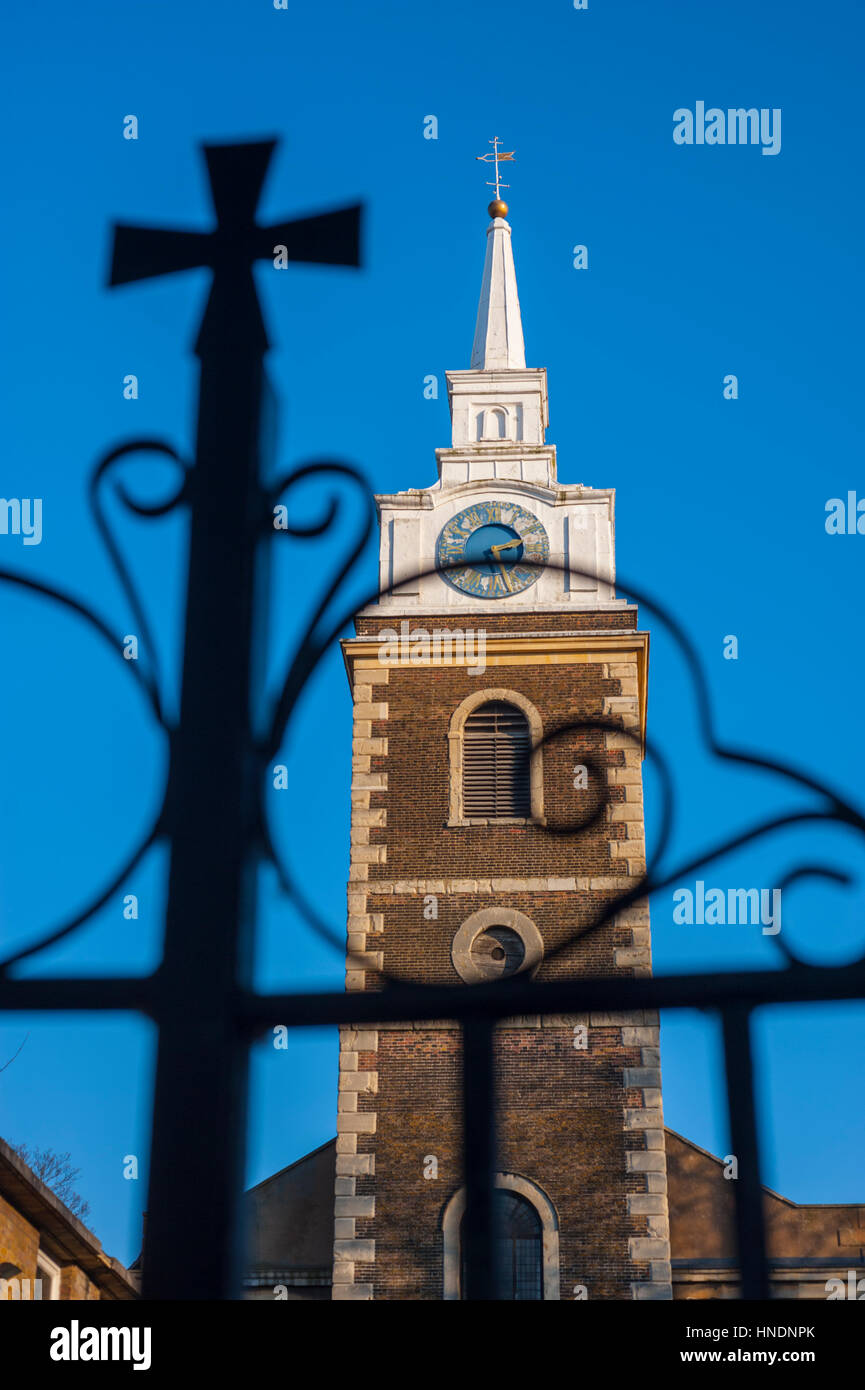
[460,1190,543,1300]
[463,701,531,818]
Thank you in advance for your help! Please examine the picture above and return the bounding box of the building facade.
[331,198,670,1301]
[0,1137,137,1301]
[244,1129,865,1300]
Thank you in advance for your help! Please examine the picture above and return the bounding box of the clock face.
[436,500,550,599]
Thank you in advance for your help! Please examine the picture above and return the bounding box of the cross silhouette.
[108,139,363,1300]
[111,139,360,352]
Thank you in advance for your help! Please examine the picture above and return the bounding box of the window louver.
[463,701,531,818]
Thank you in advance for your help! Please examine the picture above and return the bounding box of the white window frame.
[35,1250,61,1300]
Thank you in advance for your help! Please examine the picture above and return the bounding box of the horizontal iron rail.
[1,960,864,1023]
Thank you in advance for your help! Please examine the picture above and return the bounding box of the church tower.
[332,180,672,1300]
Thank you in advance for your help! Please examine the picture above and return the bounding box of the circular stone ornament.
[451,907,544,984]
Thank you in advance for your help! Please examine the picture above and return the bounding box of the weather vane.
[476,135,515,217]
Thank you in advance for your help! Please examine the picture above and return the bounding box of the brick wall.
[0,1194,38,1284]
[366,662,625,889]
[0,1195,101,1300]
[352,1024,664,1300]
[59,1265,100,1300]
[333,609,671,1300]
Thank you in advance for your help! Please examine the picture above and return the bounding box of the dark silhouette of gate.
[1,139,863,1302]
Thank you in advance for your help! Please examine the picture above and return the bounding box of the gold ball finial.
[488,198,508,219]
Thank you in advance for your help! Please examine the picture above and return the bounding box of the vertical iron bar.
[462,1016,497,1300]
[721,1003,770,1300]
[141,341,266,1301]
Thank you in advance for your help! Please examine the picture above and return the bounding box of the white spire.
[470,215,526,370]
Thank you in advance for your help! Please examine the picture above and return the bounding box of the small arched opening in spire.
[477,406,508,442]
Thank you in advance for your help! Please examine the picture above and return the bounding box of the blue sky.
[1,0,864,1268]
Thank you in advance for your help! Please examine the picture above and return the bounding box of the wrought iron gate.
[1,139,864,1302]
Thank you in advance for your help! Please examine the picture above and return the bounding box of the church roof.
[244,1131,865,1297]
[243,1137,335,1289]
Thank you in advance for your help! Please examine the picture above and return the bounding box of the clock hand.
[496,559,514,593]
[486,548,515,592]
[489,539,522,592]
